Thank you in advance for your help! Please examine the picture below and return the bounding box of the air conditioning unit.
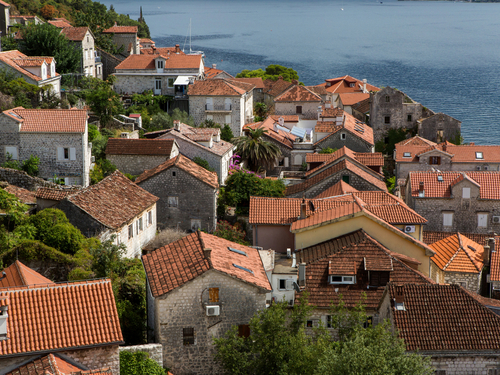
[206,305,220,316]
[404,225,416,233]
[493,216,500,224]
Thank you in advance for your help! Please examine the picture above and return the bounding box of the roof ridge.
[14,260,26,287]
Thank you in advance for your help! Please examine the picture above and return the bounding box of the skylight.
[476,152,484,159]
[437,175,444,182]
[228,247,247,256]
[233,263,253,274]
[403,152,411,158]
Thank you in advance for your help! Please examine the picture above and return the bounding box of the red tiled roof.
[274,84,322,103]
[320,75,379,94]
[244,117,295,149]
[263,77,294,98]
[67,171,158,230]
[305,85,328,96]
[141,46,185,55]
[291,200,363,231]
[0,50,56,82]
[0,1,10,7]
[35,187,80,201]
[314,121,341,133]
[297,230,432,309]
[3,184,36,204]
[105,138,176,156]
[188,78,254,96]
[395,135,436,147]
[314,180,359,198]
[115,53,201,70]
[103,25,137,33]
[231,77,265,89]
[423,230,494,246]
[48,19,72,28]
[0,260,53,288]
[60,26,89,41]
[429,233,484,273]
[0,279,123,356]
[338,92,370,106]
[355,152,384,167]
[204,66,231,79]
[135,154,218,189]
[396,142,500,163]
[306,147,382,176]
[409,171,500,199]
[3,107,87,133]
[320,106,344,119]
[351,97,371,114]
[269,115,299,123]
[314,112,374,147]
[142,232,271,298]
[389,283,500,352]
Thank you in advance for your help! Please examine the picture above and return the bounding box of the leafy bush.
[28,208,69,243]
[319,147,337,154]
[120,351,166,375]
[213,220,248,245]
[43,223,85,255]
[193,157,215,172]
[2,154,40,177]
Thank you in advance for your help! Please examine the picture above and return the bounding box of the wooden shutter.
[57,147,64,160]
[70,148,76,160]
[437,156,441,165]
[209,287,219,303]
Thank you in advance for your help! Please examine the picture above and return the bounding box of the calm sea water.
[102,0,500,144]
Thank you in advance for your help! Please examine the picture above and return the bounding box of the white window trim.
[329,275,356,285]
[443,212,454,227]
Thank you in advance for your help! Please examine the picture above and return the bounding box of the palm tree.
[232,128,282,172]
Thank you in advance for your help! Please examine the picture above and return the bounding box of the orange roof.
[0,1,10,7]
[188,78,254,96]
[306,147,382,176]
[3,184,36,204]
[321,75,379,94]
[429,233,484,273]
[269,115,299,122]
[297,230,432,309]
[338,92,370,106]
[274,84,322,103]
[409,171,500,199]
[141,46,185,55]
[320,106,344,119]
[103,25,137,33]
[0,50,56,82]
[0,260,53,288]
[67,171,159,230]
[61,26,89,41]
[3,107,87,133]
[244,117,295,149]
[231,77,265,89]
[115,53,202,70]
[106,138,176,156]
[204,66,231,79]
[313,180,359,198]
[396,135,436,147]
[35,186,80,201]
[48,19,72,28]
[0,279,123,356]
[314,112,374,146]
[263,77,294,97]
[135,154,219,189]
[142,231,271,298]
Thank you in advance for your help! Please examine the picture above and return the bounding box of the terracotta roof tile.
[141,46,185,55]
[103,25,137,34]
[263,77,294,97]
[321,75,379,94]
[204,66,231,79]
[305,85,328,96]
[297,230,432,309]
[313,180,359,198]
[0,50,56,82]
[3,185,36,204]
[48,19,72,28]
[231,77,265,89]
[395,135,437,147]
[351,97,371,114]
[244,117,295,149]
[60,26,89,41]
[105,138,176,156]
[188,78,254,96]
[409,171,500,199]
[354,152,384,167]
[338,92,370,106]
[315,113,374,147]
[0,279,123,356]
[269,115,299,122]
[320,106,344,119]
[274,84,322,103]
[135,154,218,189]
[0,260,53,288]
[2,107,87,133]
[142,232,271,298]
[66,171,158,230]
[0,1,10,7]
[429,233,484,273]
[396,141,500,163]
[35,187,81,201]
[115,53,201,70]
[389,283,500,352]
[305,147,381,176]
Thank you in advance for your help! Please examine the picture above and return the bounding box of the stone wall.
[444,271,482,294]
[112,33,139,55]
[56,198,107,238]
[63,345,120,375]
[119,344,163,368]
[107,117,135,132]
[418,113,461,143]
[137,166,217,232]
[114,74,176,96]
[153,269,268,375]
[430,354,500,375]
[315,130,373,153]
[97,47,123,81]
[274,101,320,120]
[0,167,63,191]
[108,154,170,176]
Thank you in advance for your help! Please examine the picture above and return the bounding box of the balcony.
[205,104,232,112]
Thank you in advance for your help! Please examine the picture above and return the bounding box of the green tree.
[375,128,415,155]
[319,147,337,154]
[213,220,248,245]
[0,35,18,52]
[149,112,172,131]
[221,124,234,142]
[236,64,301,83]
[120,351,166,375]
[82,76,123,127]
[193,157,215,172]
[232,128,281,172]
[171,107,194,126]
[20,23,82,74]
[0,188,28,227]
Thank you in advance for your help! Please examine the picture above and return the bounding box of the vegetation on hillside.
[236,64,301,84]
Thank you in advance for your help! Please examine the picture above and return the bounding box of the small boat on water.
[183,19,205,58]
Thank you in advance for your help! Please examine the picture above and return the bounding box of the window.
[136,220,140,235]
[462,187,471,199]
[306,320,313,328]
[385,95,390,102]
[296,106,302,114]
[279,279,287,290]
[329,275,356,284]
[238,324,250,338]
[437,130,444,142]
[155,79,162,91]
[349,83,355,88]
[57,147,76,161]
[85,50,88,59]
[147,211,152,226]
[191,219,201,231]
[325,315,333,328]
[340,133,346,140]
[87,36,89,43]
[278,279,294,290]
[183,327,195,345]
[429,156,441,165]
[225,114,231,124]
[476,152,484,159]
[157,60,164,69]
[5,146,18,160]
[403,152,411,158]
[443,212,453,227]
[224,98,231,111]
[342,175,350,184]
[168,78,175,88]
[363,316,373,328]
[138,217,143,231]
[209,287,219,303]
[437,175,444,182]
[407,114,412,122]
[128,224,133,239]
[478,213,488,228]
[167,196,178,207]
[172,171,176,177]
[207,114,213,121]
[384,116,390,124]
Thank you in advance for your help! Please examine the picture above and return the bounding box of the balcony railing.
[205,104,232,111]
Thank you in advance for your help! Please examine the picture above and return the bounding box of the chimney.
[204,248,212,261]
[485,237,496,265]
[362,78,367,93]
[300,199,307,219]
[152,46,156,54]
[470,142,475,146]
[173,120,180,130]
[443,143,447,152]
[212,63,217,69]
[298,263,306,287]
[292,79,298,85]
[114,21,117,27]
[419,182,424,192]
[175,44,180,54]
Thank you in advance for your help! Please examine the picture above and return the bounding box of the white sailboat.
[183,19,205,57]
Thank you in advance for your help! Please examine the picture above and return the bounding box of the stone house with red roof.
[60,26,102,79]
[142,231,271,375]
[103,24,140,57]
[406,171,500,234]
[0,262,123,374]
[188,78,255,137]
[105,138,179,176]
[379,283,500,373]
[56,171,158,258]
[0,107,91,186]
[274,84,322,119]
[136,154,219,232]
[315,75,379,108]
[113,52,204,97]
[0,50,60,96]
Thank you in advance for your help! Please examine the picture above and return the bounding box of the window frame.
[476,152,484,160]
[168,78,175,88]
[443,212,454,227]
[462,187,471,199]
[329,275,356,285]
[478,213,488,228]
[429,156,441,165]
[296,105,302,114]
[128,223,134,239]
[209,287,219,303]
[385,95,390,103]
[183,327,195,345]
[384,116,390,124]
[407,114,412,122]
[167,196,178,208]
[147,211,153,227]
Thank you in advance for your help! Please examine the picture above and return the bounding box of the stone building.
[232,77,265,103]
[102,24,140,57]
[405,171,500,234]
[187,78,255,137]
[0,50,61,96]
[106,138,179,176]
[263,77,294,104]
[142,231,271,375]
[149,122,234,185]
[428,233,486,293]
[60,26,102,79]
[274,84,322,120]
[0,263,123,375]
[113,51,204,97]
[0,0,9,36]
[56,171,158,258]
[135,154,219,232]
[314,75,379,108]
[394,136,500,181]
[204,64,234,80]
[379,283,500,374]
[418,112,462,143]
[0,107,90,186]
[307,150,384,175]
